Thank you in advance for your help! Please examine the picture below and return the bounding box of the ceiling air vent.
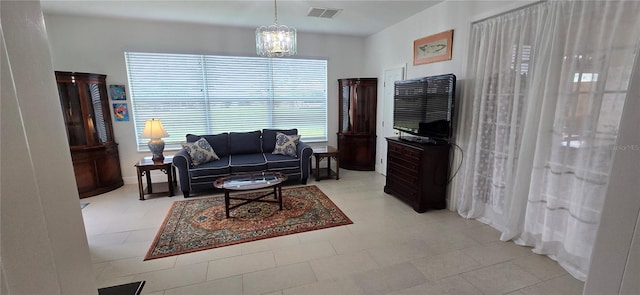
[307,7,342,19]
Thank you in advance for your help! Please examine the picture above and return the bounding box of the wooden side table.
[135,156,177,200]
[312,145,340,181]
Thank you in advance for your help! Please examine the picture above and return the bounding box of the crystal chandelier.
[256,0,297,57]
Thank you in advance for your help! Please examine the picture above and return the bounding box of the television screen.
[393,74,456,140]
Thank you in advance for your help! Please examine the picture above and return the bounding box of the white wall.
[44,14,366,183]
[1,1,96,294]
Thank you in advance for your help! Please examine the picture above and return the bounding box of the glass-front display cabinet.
[337,78,377,170]
[55,71,123,198]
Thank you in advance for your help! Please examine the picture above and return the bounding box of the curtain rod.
[472,0,545,25]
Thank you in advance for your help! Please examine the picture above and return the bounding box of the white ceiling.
[40,0,444,36]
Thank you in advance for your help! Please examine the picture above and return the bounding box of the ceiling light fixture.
[256,0,297,57]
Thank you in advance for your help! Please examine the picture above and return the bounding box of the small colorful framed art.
[113,103,129,121]
[109,85,127,100]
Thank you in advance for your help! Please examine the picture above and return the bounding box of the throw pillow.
[272,132,301,158]
[182,137,219,166]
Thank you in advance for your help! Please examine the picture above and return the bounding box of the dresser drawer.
[387,162,419,183]
[385,177,418,199]
[387,175,419,194]
[388,143,421,161]
[388,155,421,172]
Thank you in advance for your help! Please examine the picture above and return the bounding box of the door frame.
[377,67,404,175]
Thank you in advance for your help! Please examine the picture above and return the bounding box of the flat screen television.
[393,73,456,142]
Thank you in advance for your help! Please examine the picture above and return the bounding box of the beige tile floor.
[82,170,584,295]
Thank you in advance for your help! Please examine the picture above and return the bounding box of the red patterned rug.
[145,185,352,260]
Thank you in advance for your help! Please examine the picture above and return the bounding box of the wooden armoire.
[337,78,377,171]
[55,71,123,198]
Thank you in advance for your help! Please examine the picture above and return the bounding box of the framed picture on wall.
[109,85,127,100]
[113,103,129,121]
[413,30,454,65]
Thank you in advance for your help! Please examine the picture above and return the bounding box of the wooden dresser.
[384,137,450,212]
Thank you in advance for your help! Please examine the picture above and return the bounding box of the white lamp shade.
[141,118,169,139]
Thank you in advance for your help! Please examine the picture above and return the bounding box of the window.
[125,52,327,150]
[560,50,632,149]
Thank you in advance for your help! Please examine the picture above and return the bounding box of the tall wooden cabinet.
[384,137,450,212]
[55,71,123,198]
[337,78,377,171]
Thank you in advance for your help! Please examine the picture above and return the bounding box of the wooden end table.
[135,156,177,200]
[213,172,287,218]
[312,145,340,181]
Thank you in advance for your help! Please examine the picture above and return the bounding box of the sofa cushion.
[189,156,230,178]
[186,133,229,157]
[229,131,262,155]
[264,153,301,177]
[264,153,299,169]
[182,137,219,166]
[230,153,267,173]
[262,129,298,153]
[273,132,301,158]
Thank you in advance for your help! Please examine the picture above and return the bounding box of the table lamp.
[141,118,169,162]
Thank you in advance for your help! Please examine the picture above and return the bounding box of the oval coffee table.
[213,172,288,218]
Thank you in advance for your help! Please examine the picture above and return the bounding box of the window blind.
[125,52,327,150]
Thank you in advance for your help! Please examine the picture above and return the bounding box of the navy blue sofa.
[172,129,313,198]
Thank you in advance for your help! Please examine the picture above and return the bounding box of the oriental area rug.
[145,185,352,260]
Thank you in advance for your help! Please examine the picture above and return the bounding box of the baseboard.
[123,174,171,185]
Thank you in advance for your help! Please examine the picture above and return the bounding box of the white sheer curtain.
[457,0,640,280]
